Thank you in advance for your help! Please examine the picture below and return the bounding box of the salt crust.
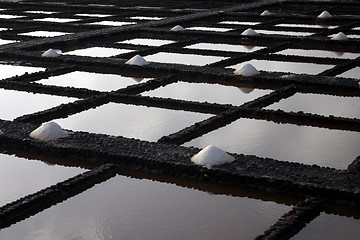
[29,122,68,141]
[241,28,258,36]
[260,10,272,16]
[170,25,185,32]
[125,55,149,66]
[191,145,235,167]
[331,32,349,40]
[234,63,260,76]
[317,11,332,18]
[41,48,61,57]
[239,87,254,94]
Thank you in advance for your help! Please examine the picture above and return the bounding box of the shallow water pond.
[291,213,360,240]
[19,31,69,37]
[145,52,226,66]
[38,71,150,91]
[218,21,260,25]
[229,60,333,74]
[256,29,313,36]
[34,17,78,23]
[186,43,264,52]
[64,47,132,57]
[56,103,213,141]
[0,153,85,206]
[129,16,164,20]
[0,64,45,80]
[184,118,360,169]
[186,26,233,32]
[277,48,360,59]
[75,13,112,18]
[88,21,135,26]
[142,81,272,106]
[119,38,174,46]
[0,89,77,120]
[337,67,360,79]
[0,174,291,240]
[0,39,17,45]
[0,14,24,19]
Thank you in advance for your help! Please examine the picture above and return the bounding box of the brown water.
[0,174,291,240]
[56,103,213,141]
[0,153,85,206]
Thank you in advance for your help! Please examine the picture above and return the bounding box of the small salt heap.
[191,145,235,167]
[29,122,68,141]
[170,25,185,32]
[41,48,61,57]
[125,55,149,66]
[317,11,332,19]
[234,63,260,76]
[260,10,272,16]
[241,28,258,36]
[331,32,349,40]
[239,87,254,94]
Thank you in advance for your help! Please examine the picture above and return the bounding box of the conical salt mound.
[125,55,149,66]
[30,122,68,141]
[41,48,61,57]
[239,87,254,94]
[191,145,235,167]
[170,25,185,32]
[234,63,260,76]
[317,11,332,18]
[241,28,258,36]
[331,32,349,40]
[260,10,272,16]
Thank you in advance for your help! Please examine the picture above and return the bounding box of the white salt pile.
[170,25,185,32]
[41,48,62,57]
[331,32,349,40]
[125,55,149,66]
[241,28,258,36]
[317,11,332,18]
[260,10,272,16]
[234,63,260,76]
[29,121,68,141]
[191,145,235,167]
[239,87,254,94]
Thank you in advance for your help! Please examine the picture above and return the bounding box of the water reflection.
[34,17,78,23]
[88,21,135,26]
[0,14,24,19]
[0,153,84,206]
[142,81,272,106]
[337,67,360,79]
[218,21,260,25]
[19,31,69,37]
[75,13,112,17]
[277,49,360,59]
[0,175,291,240]
[64,47,132,57]
[276,23,337,29]
[0,64,45,80]
[119,38,174,46]
[256,29,313,36]
[145,52,226,66]
[0,89,77,120]
[186,43,263,52]
[186,26,233,32]
[56,103,213,141]
[129,16,164,20]
[38,71,150,91]
[184,118,360,169]
[291,213,360,240]
[0,39,17,45]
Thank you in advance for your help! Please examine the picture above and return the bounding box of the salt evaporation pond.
[64,47,132,57]
[186,26,233,32]
[119,38,174,46]
[88,21,135,26]
[267,93,360,119]
[0,174,291,240]
[55,103,213,142]
[0,89,77,120]
[34,17,78,23]
[19,31,69,37]
[0,153,85,206]
[141,81,272,106]
[0,64,45,80]
[275,23,337,29]
[0,39,17,45]
[277,48,360,59]
[184,118,360,169]
[291,213,360,240]
[38,71,151,91]
[185,43,264,52]
[145,52,226,66]
[229,60,333,74]
[218,21,260,25]
[255,29,313,36]
[337,67,360,79]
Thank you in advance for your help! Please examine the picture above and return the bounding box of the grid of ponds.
[0,0,359,239]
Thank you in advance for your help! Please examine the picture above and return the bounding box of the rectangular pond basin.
[75,13,112,18]
[55,103,213,142]
[0,174,291,240]
[275,23,337,29]
[119,38,174,46]
[0,39,17,45]
[0,64,45,80]
[184,118,360,169]
[64,47,132,57]
[129,16,164,20]
[0,153,85,206]
[229,60,333,75]
[291,213,360,240]
[145,52,227,66]
[24,11,56,15]
[37,71,151,91]
[185,43,264,52]
[337,67,360,79]
[256,29,313,36]
[218,21,260,25]
[266,93,360,119]
[19,31,70,37]
[141,81,272,106]
[0,89,77,120]
[276,48,360,59]
[88,21,135,26]
[186,26,233,32]
[0,14,24,19]
[34,17,79,23]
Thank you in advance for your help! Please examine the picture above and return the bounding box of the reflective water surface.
[88,21,135,26]
[186,43,263,52]
[0,89,77,120]
[119,38,174,46]
[218,21,260,25]
[0,153,85,206]
[34,17,79,23]
[186,26,233,32]
[337,67,360,79]
[19,31,69,37]
[38,71,150,91]
[0,64,45,80]
[64,47,132,57]
[56,103,213,141]
[256,29,313,36]
[142,81,272,106]
[277,48,360,59]
[0,39,17,45]
[184,118,360,169]
[145,52,226,66]
[0,174,291,240]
